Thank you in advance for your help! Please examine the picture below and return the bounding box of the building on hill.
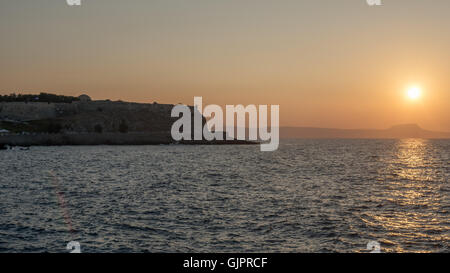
[78,94,92,102]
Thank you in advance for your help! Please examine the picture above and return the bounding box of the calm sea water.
[0,139,448,253]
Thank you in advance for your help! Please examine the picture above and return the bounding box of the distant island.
[0,93,251,147]
[280,124,450,139]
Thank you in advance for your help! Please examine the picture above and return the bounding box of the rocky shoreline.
[0,132,256,147]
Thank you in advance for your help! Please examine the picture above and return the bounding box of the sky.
[1,0,449,131]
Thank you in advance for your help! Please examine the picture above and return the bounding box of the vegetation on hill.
[0,93,80,103]
[0,120,63,134]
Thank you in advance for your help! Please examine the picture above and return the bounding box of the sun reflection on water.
[361,139,449,253]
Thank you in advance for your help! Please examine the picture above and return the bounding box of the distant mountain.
[280,124,450,139]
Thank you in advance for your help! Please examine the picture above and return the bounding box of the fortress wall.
[74,101,175,114]
[0,102,57,121]
[0,101,179,123]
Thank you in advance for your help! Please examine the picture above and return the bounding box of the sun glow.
[407,86,422,100]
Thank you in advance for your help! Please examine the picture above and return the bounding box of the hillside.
[0,95,254,146]
[0,99,180,134]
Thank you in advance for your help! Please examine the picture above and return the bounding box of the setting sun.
[407,86,422,100]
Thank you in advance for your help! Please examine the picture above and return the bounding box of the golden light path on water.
[0,140,447,252]
[361,139,448,253]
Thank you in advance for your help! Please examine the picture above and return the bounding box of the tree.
[0,92,80,103]
[47,123,62,134]
[118,120,128,133]
[94,124,103,133]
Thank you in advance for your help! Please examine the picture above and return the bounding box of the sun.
[406,86,422,100]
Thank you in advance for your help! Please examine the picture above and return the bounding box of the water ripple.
[0,139,448,252]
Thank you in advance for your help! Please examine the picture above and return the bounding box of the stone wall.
[0,101,175,122]
[0,102,58,121]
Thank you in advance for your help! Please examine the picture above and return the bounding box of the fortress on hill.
[0,94,176,134]
[0,93,243,146]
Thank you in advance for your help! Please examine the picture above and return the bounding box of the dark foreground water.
[0,139,448,253]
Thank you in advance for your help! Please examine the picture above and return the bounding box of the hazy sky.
[1,0,450,131]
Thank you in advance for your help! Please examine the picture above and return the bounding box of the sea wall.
[0,133,253,146]
[0,132,173,146]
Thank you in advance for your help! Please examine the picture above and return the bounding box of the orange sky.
[1,0,449,131]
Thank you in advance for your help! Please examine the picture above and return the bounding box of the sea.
[0,139,448,253]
